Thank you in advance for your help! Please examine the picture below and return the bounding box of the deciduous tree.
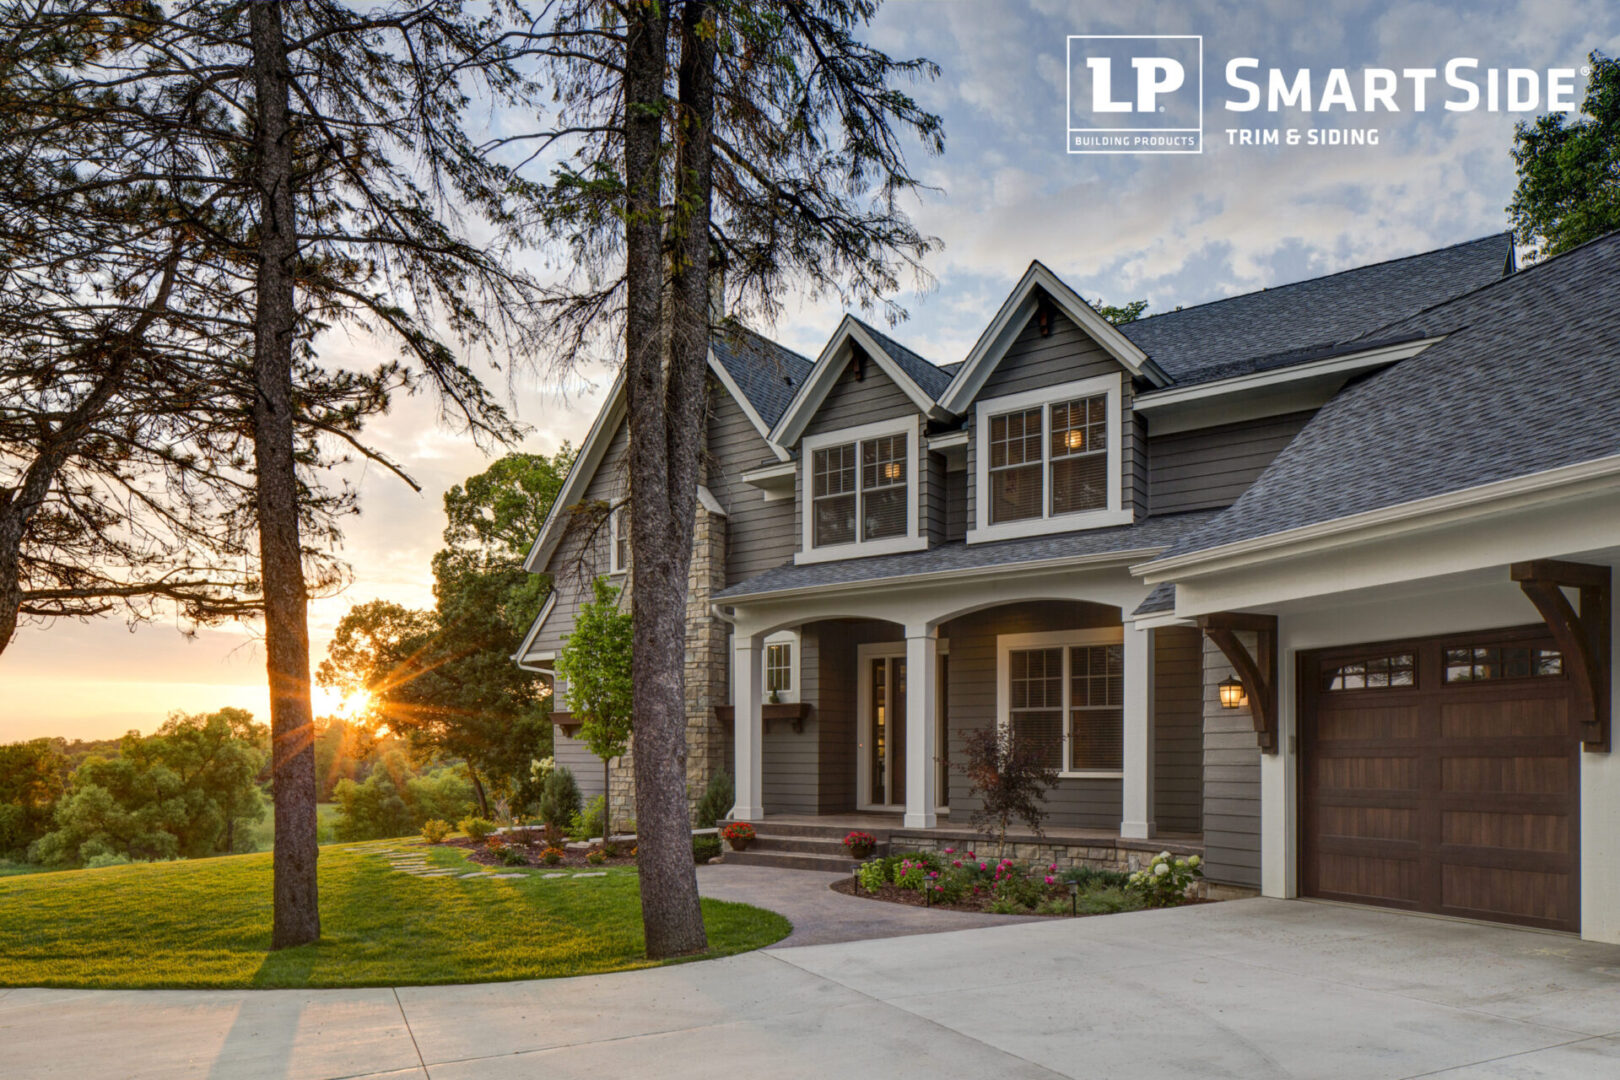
[554,578,634,836]
[1510,51,1620,259]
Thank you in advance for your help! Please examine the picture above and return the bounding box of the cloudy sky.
[4,0,1614,742]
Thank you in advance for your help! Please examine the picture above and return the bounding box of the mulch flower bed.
[438,829,640,870]
[829,875,1066,915]
[830,876,1211,916]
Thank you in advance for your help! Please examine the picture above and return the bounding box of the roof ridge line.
[1126,231,1512,326]
[1348,229,1620,344]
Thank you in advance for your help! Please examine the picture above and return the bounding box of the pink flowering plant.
[842,830,878,857]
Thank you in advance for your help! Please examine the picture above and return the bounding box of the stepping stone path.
[487,873,526,880]
[572,872,607,879]
[542,873,569,879]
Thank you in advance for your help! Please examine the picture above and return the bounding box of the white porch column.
[1120,622,1156,839]
[731,631,765,821]
[904,623,938,829]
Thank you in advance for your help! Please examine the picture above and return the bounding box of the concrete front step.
[723,848,862,873]
[750,834,867,856]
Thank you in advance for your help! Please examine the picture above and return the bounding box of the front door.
[862,651,907,809]
[857,644,949,812]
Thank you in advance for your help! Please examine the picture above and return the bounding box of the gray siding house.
[518,233,1527,891]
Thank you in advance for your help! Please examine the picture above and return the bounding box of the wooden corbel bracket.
[1198,612,1279,754]
[1512,559,1611,751]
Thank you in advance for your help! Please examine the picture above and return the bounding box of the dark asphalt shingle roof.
[1118,233,1514,386]
[852,317,954,399]
[711,328,815,428]
[715,511,1220,600]
[1156,231,1620,562]
[1132,582,1177,617]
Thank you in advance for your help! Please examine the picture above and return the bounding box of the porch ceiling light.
[1218,674,1247,710]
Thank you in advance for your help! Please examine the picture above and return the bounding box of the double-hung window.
[608,504,630,574]
[998,629,1124,776]
[971,373,1125,542]
[799,417,923,563]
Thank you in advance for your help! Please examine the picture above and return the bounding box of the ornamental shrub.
[692,834,722,863]
[1060,865,1130,890]
[420,818,452,843]
[539,767,582,831]
[893,857,929,891]
[540,846,564,865]
[458,816,496,842]
[694,771,734,828]
[568,795,606,841]
[586,849,606,866]
[856,859,890,892]
[1126,851,1203,907]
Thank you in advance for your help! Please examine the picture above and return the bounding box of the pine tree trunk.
[250,2,320,950]
[623,0,709,959]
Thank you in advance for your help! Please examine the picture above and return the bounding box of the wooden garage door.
[1300,626,1580,932]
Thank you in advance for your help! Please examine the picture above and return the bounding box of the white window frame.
[608,503,630,575]
[796,415,925,564]
[763,631,797,703]
[968,372,1129,543]
[995,627,1125,779]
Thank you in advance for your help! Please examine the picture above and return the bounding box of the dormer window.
[798,416,925,564]
[970,373,1128,542]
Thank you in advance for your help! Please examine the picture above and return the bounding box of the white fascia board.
[742,460,796,483]
[926,429,970,451]
[771,315,942,446]
[707,348,791,462]
[1133,336,1445,414]
[697,485,728,518]
[511,593,558,664]
[522,379,627,573]
[1135,452,1620,587]
[731,545,1168,606]
[1128,611,1197,630]
[938,261,1166,415]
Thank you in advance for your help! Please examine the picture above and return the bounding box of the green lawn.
[0,842,789,989]
[243,801,342,852]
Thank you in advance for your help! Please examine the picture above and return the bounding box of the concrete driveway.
[5,897,1620,1079]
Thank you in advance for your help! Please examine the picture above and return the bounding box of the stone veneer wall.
[595,498,730,828]
[683,501,730,816]
[894,833,1202,875]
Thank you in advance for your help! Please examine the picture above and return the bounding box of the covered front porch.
[718,560,1207,849]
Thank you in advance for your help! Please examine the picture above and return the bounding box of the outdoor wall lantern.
[1218,674,1248,710]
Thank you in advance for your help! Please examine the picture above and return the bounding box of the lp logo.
[1067,35,1203,154]
[1086,57,1185,113]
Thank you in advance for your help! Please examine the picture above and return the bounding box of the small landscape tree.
[555,578,634,837]
[953,727,1060,859]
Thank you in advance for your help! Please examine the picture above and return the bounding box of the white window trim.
[996,627,1125,779]
[796,414,926,564]
[763,630,798,704]
[608,504,629,575]
[967,372,1129,544]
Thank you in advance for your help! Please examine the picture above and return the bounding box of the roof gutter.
[719,545,1169,607]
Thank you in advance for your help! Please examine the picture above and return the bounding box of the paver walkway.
[695,862,1038,946]
[6,880,1620,1078]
